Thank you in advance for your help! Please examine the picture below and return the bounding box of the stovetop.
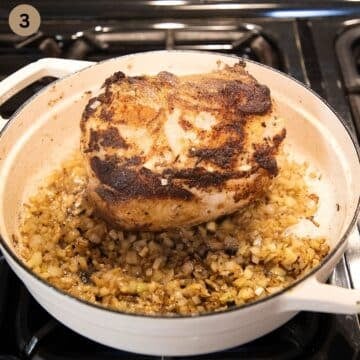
[0,4,360,359]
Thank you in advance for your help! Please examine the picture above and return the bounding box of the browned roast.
[80,63,286,231]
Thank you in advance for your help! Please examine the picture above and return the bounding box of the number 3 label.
[9,4,41,37]
[20,13,30,29]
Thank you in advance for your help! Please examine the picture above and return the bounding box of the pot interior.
[0,51,358,260]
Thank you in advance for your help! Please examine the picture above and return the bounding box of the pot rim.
[0,50,359,320]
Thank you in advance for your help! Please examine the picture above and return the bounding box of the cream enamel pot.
[0,51,359,356]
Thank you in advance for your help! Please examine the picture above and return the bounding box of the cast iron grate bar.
[336,25,360,138]
[336,26,360,92]
[295,19,325,98]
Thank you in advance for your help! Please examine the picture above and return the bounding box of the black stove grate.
[336,23,360,138]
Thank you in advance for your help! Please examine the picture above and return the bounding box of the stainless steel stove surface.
[0,4,360,359]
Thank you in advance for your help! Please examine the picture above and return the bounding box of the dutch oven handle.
[0,58,94,129]
[281,230,360,314]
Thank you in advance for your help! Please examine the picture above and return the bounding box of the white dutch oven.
[0,51,359,356]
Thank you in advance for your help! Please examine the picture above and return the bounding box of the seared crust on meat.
[80,62,286,230]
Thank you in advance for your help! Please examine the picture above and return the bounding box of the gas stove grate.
[336,23,360,138]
